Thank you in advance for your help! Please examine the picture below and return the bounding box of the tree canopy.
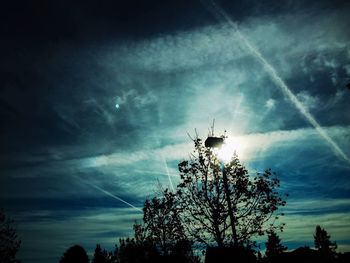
[176,136,286,247]
[59,245,89,263]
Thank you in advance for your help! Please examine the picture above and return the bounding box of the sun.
[216,137,243,162]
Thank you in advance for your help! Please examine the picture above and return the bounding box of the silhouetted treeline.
[261,247,350,263]
[56,220,345,263]
[58,240,350,263]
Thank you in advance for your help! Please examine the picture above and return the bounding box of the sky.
[1,0,350,262]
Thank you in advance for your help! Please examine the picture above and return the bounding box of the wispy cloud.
[285,198,350,215]
[15,208,141,263]
[280,212,350,245]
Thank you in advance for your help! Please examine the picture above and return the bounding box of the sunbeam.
[201,0,350,163]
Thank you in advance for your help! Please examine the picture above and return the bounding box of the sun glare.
[216,137,243,162]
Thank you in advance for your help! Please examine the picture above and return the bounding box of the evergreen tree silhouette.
[314,225,337,259]
[265,230,287,261]
[92,244,109,263]
[0,209,21,263]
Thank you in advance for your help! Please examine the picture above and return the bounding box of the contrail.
[201,0,350,163]
[161,155,175,191]
[85,181,143,212]
[151,124,175,191]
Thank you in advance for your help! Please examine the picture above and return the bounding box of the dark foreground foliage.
[59,245,89,263]
[59,243,349,263]
[0,210,21,263]
[261,247,350,263]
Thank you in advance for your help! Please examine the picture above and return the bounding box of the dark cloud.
[3,196,143,214]
[0,0,213,44]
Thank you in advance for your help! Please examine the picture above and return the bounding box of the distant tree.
[92,244,109,263]
[265,230,287,260]
[0,209,21,263]
[117,191,199,263]
[176,136,286,247]
[142,189,186,255]
[59,245,89,263]
[117,235,158,263]
[314,225,337,258]
[170,239,200,263]
[116,222,159,263]
[106,245,118,263]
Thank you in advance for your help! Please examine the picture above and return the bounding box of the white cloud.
[106,6,350,79]
[116,24,245,72]
[265,98,276,110]
[115,89,157,109]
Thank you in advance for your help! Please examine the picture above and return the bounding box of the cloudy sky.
[1,0,350,262]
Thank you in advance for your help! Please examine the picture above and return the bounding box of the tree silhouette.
[314,225,337,259]
[142,188,186,255]
[106,245,118,263]
[170,239,200,263]
[116,221,160,263]
[92,244,109,263]
[176,136,286,247]
[122,191,199,263]
[117,235,158,263]
[265,230,287,261]
[0,209,21,263]
[59,245,89,263]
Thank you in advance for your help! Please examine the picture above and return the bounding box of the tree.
[176,136,286,247]
[92,244,109,263]
[117,235,158,263]
[108,245,119,263]
[116,222,159,263]
[265,230,287,260]
[142,189,186,255]
[314,225,337,258]
[118,191,199,263]
[59,245,89,263]
[0,209,21,263]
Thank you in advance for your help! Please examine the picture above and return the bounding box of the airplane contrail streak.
[162,155,175,191]
[202,0,350,163]
[86,181,143,212]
